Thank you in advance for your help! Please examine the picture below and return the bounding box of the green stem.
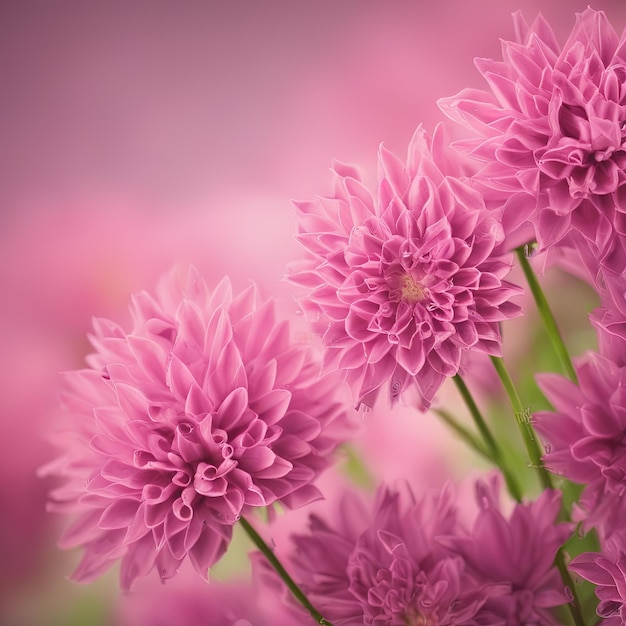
[432,408,493,463]
[489,356,587,626]
[453,375,523,502]
[239,516,333,625]
[554,547,586,626]
[516,246,578,383]
[489,356,553,491]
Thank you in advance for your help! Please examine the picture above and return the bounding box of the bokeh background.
[1,2,624,624]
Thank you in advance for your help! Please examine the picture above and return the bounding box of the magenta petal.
[120,533,157,590]
[570,553,618,587]
[98,499,141,530]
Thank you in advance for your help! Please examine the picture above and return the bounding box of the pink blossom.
[534,351,626,535]
[42,266,354,589]
[570,538,626,625]
[265,479,519,626]
[344,486,504,626]
[260,474,573,625]
[452,474,571,625]
[289,126,522,410]
[440,8,626,254]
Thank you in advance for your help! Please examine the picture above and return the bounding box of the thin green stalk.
[432,408,493,463]
[555,547,587,626]
[489,356,586,626]
[453,375,523,502]
[516,246,578,383]
[240,516,333,625]
[489,355,553,491]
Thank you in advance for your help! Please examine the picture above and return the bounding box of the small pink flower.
[42,266,354,589]
[534,351,626,535]
[289,126,521,409]
[440,8,626,254]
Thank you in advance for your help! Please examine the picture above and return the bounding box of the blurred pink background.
[2,2,624,624]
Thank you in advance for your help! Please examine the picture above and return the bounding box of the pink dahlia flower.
[452,474,571,625]
[289,126,522,409]
[267,481,509,626]
[534,352,626,536]
[440,8,626,254]
[570,538,626,626]
[42,266,354,589]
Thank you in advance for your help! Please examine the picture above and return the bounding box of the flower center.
[400,274,427,303]
[404,609,438,626]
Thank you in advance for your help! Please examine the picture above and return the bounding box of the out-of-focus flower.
[260,473,572,626]
[534,352,626,535]
[440,8,626,254]
[267,478,516,626]
[289,126,522,410]
[345,486,503,626]
[452,474,571,625]
[570,538,626,626]
[42,266,354,589]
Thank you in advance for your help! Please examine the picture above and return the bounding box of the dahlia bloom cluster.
[289,126,522,410]
[42,266,354,589]
[41,7,626,626]
[260,474,570,626]
[436,8,626,620]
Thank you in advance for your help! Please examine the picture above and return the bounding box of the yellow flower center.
[404,610,438,626]
[400,274,426,303]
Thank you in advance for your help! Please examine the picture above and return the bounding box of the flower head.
[452,474,571,625]
[440,8,626,253]
[534,351,626,535]
[267,480,510,626]
[289,126,522,409]
[345,487,495,626]
[42,266,354,589]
